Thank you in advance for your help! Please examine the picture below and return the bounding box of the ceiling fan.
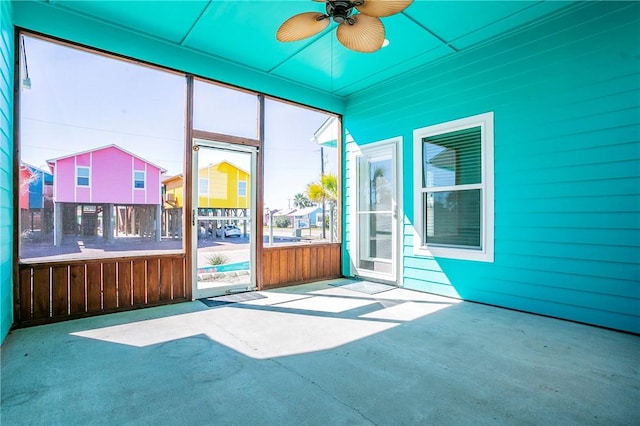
[276,0,413,53]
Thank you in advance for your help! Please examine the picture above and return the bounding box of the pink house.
[47,145,166,245]
[48,144,164,205]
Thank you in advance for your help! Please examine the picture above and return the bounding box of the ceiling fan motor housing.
[327,1,364,24]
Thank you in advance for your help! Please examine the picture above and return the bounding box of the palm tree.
[306,173,338,204]
[293,192,312,209]
[371,166,385,208]
[307,173,338,240]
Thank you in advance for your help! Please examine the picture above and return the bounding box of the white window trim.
[76,166,90,187]
[133,170,145,190]
[412,112,494,262]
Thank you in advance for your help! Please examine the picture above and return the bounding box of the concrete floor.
[1,280,638,425]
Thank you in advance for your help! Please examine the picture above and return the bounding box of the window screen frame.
[412,112,494,262]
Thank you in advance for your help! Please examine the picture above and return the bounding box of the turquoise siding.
[0,0,13,344]
[344,2,640,333]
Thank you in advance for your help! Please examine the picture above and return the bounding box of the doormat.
[199,292,266,308]
[329,280,396,295]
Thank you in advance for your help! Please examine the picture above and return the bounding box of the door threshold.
[199,291,266,307]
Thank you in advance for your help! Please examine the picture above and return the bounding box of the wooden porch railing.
[15,253,188,327]
[261,243,341,289]
[14,243,341,327]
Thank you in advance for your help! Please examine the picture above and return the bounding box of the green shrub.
[206,254,229,266]
[275,217,291,228]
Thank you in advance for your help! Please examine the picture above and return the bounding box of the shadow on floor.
[2,280,639,425]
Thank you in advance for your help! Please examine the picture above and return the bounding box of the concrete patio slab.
[1,280,638,425]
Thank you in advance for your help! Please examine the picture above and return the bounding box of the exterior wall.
[18,167,30,209]
[53,157,75,202]
[53,146,162,205]
[27,169,43,209]
[344,2,640,333]
[290,207,323,227]
[164,177,183,208]
[198,162,250,209]
[23,166,51,209]
[0,0,13,344]
[91,148,126,204]
[43,173,52,205]
[145,164,161,205]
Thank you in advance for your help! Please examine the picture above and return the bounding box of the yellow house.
[198,161,250,209]
[161,175,184,237]
[163,162,250,210]
[163,175,184,209]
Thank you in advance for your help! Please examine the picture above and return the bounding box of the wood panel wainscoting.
[261,243,341,290]
[15,253,188,327]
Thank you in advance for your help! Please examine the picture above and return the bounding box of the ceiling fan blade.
[336,14,385,53]
[276,12,329,42]
[355,0,413,17]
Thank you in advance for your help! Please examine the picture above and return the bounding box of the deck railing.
[15,253,188,327]
[14,243,341,327]
[262,243,341,289]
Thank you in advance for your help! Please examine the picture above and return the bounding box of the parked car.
[216,224,242,238]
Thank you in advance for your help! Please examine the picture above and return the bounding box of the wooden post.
[155,204,161,242]
[130,207,135,236]
[54,202,62,247]
[103,203,113,243]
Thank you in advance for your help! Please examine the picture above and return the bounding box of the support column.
[130,207,136,235]
[163,209,168,238]
[103,203,114,244]
[54,202,63,247]
[155,204,161,242]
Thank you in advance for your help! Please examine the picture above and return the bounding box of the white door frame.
[191,139,257,299]
[348,137,402,284]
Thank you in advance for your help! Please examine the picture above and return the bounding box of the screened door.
[192,139,257,298]
[354,141,399,283]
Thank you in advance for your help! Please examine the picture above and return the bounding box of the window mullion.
[421,183,482,193]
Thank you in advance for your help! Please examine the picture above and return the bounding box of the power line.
[21,117,183,142]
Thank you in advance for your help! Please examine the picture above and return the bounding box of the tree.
[306,173,338,204]
[371,166,385,207]
[293,192,312,209]
[307,173,338,240]
[275,217,291,228]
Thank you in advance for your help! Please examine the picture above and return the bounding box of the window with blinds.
[423,126,482,248]
[413,112,494,262]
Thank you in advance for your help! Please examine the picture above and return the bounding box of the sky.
[19,35,337,210]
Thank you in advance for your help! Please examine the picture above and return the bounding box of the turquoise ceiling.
[18,1,572,100]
